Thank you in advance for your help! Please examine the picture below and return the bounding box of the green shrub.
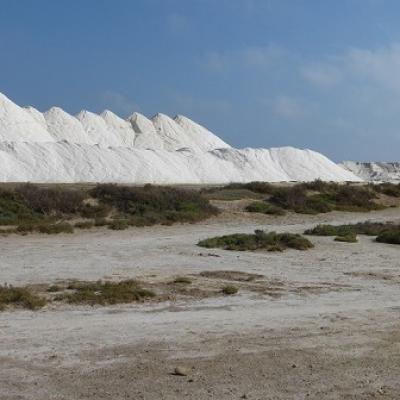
[221,285,239,295]
[74,221,94,229]
[334,232,358,243]
[245,201,285,215]
[376,228,400,245]
[0,190,39,225]
[79,203,111,218]
[172,276,192,284]
[16,184,85,214]
[305,221,396,237]
[304,224,342,236]
[61,279,155,305]
[47,285,61,292]
[373,183,400,198]
[0,284,47,311]
[91,184,219,225]
[94,217,108,226]
[38,222,74,234]
[202,188,264,201]
[198,230,313,251]
[108,219,129,230]
[226,182,275,194]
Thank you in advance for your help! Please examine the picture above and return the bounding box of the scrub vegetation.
[0,183,219,234]
[198,229,313,251]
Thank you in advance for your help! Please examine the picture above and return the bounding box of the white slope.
[44,107,94,144]
[0,91,362,183]
[0,93,54,143]
[152,113,209,152]
[0,141,360,183]
[129,112,164,149]
[341,161,400,182]
[101,110,136,147]
[23,106,47,128]
[174,115,231,151]
[76,110,125,147]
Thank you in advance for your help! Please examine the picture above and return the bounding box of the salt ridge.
[0,92,361,183]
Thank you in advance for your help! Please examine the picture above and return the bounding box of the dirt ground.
[1,204,400,399]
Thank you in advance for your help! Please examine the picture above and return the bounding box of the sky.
[1,0,400,161]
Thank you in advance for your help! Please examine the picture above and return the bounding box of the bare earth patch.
[1,203,400,399]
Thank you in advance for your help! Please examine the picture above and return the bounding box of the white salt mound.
[341,161,400,182]
[0,92,361,183]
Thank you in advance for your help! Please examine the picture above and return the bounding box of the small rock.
[291,364,297,368]
[174,366,190,376]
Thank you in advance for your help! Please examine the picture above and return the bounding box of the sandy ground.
[1,205,400,399]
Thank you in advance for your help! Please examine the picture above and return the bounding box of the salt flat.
[1,206,400,399]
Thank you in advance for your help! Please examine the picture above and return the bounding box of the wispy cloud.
[301,43,400,92]
[203,44,285,72]
[272,95,314,119]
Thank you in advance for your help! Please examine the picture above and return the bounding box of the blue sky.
[1,0,400,161]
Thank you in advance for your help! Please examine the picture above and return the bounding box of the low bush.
[305,221,396,237]
[0,284,47,311]
[47,285,61,292]
[376,227,400,245]
[91,184,219,225]
[221,285,239,295]
[198,229,313,251]
[94,217,108,226]
[79,203,111,219]
[172,276,192,284]
[16,184,85,215]
[202,188,264,201]
[334,232,358,243]
[373,182,400,198]
[245,201,285,215]
[268,183,382,214]
[0,189,39,225]
[225,182,275,194]
[74,221,94,229]
[108,219,129,230]
[38,222,74,234]
[61,279,155,305]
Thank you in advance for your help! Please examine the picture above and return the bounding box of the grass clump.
[108,219,129,230]
[38,222,74,234]
[61,279,155,305]
[268,182,383,214]
[172,276,192,284]
[74,221,94,229]
[373,182,400,198]
[334,232,358,243]
[198,229,313,251]
[376,227,400,245]
[245,201,285,215]
[0,284,46,311]
[305,221,396,237]
[221,285,239,295]
[47,285,61,292]
[202,188,264,201]
[94,217,108,226]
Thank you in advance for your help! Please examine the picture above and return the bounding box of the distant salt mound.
[0,92,361,183]
[341,161,400,182]
[0,93,54,143]
[129,112,164,150]
[44,107,94,144]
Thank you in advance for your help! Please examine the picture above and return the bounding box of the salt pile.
[0,92,361,183]
[341,161,400,182]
